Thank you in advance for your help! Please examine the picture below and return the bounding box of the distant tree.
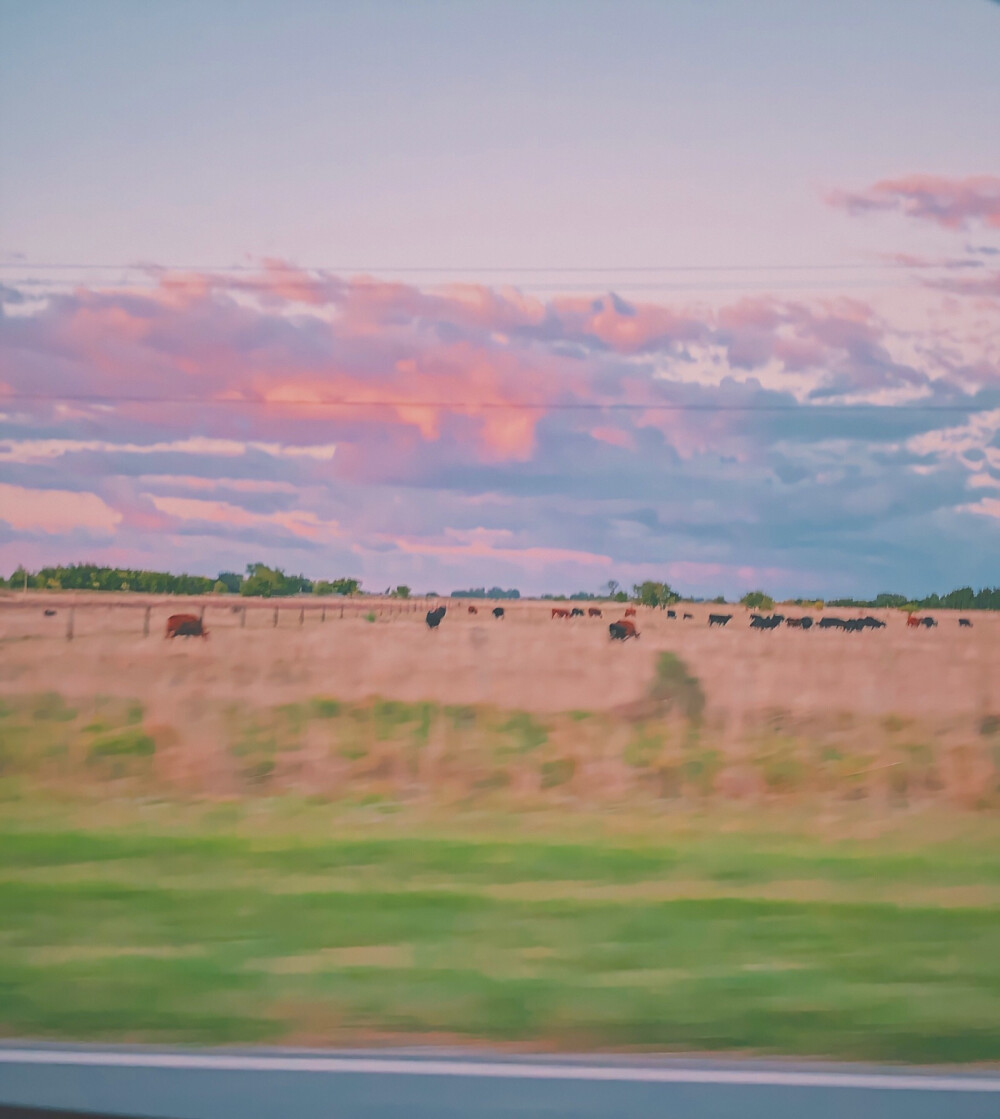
[212,580,228,594]
[613,591,629,602]
[606,579,620,598]
[712,594,727,604]
[632,581,679,608]
[741,590,774,611]
[241,563,311,597]
[391,585,411,599]
[216,571,242,593]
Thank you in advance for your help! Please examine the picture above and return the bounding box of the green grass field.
[2,796,999,1063]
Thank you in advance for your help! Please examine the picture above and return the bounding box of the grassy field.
[2,794,1000,1063]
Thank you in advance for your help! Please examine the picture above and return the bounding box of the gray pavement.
[2,1045,1000,1118]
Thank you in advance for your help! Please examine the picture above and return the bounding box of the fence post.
[199,605,206,622]
[299,607,304,625]
[340,604,344,619]
[273,606,279,627]
[66,606,75,642]
[321,606,326,622]
[143,605,151,637]
[241,606,247,628]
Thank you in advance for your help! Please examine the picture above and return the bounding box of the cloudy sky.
[1,0,998,597]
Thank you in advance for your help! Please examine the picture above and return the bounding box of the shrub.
[309,697,342,719]
[741,590,774,611]
[649,653,705,724]
[88,730,155,759]
[540,758,575,789]
[32,692,76,722]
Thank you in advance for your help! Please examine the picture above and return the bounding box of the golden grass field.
[1,591,997,807]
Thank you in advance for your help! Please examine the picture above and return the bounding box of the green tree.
[216,571,242,593]
[391,585,411,599]
[632,581,678,608]
[741,590,774,611]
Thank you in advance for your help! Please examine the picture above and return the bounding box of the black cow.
[492,607,505,620]
[571,608,585,617]
[708,613,733,627]
[683,612,693,620]
[426,606,447,629]
[609,619,639,641]
[818,617,847,629]
[959,618,973,628]
[750,614,784,630]
[666,609,677,619]
[922,616,937,628]
[860,616,886,629]
[43,608,57,617]
[785,617,812,629]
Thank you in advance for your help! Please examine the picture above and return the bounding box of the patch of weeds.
[979,714,1000,738]
[373,699,419,741]
[474,769,511,791]
[682,747,721,796]
[410,703,435,748]
[648,654,705,724]
[365,611,377,623]
[309,697,342,719]
[32,692,76,722]
[568,710,591,722]
[756,739,805,794]
[497,711,547,753]
[540,758,575,789]
[125,701,144,726]
[87,730,155,760]
[882,714,908,734]
[244,758,275,784]
[446,705,479,732]
[623,725,663,769]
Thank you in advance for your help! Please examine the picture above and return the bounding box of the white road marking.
[0,1050,999,1093]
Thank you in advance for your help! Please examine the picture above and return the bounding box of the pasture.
[1,591,999,1060]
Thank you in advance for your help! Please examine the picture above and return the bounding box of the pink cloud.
[0,483,121,533]
[828,175,1000,230]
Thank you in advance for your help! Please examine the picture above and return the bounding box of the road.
[2,1046,1000,1118]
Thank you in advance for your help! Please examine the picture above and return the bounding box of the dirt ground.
[1,592,996,727]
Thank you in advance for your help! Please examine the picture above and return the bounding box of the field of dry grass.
[1,591,998,808]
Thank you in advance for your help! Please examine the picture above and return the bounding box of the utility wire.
[0,392,989,413]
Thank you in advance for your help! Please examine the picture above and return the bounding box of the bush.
[88,730,155,759]
[540,758,575,789]
[649,653,705,724]
[741,590,774,611]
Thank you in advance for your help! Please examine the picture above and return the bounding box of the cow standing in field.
[609,619,639,641]
[750,614,784,630]
[588,608,602,618]
[906,614,922,628]
[571,608,585,617]
[165,614,208,639]
[666,609,677,619]
[426,606,447,629]
[624,607,637,618]
[959,618,973,628]
[468,606,478,614]
[819,617,847,629]
[785,617,812,629]
[683,613,693,620]
[708,613,733,627]
[922,616,937,628]
[551,608,571,619]
[492,607,505,620]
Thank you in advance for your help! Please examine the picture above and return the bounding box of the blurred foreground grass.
[2,795,1000,1063]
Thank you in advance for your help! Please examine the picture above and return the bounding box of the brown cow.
[551,608,571,619]
[165,613,208,639]
[609,619,639,641]
[906,614,922,628]
[468,606,478,614]
[624,607,637,618]
[588,607,602,618]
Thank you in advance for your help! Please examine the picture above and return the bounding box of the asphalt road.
[2,1046,1000,1119]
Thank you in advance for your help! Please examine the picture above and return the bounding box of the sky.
[1,0,999,598]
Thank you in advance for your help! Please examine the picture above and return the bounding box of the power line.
[0,260,953,274]
[0,392,988,413]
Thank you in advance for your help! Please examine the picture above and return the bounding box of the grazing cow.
[959,618,972,628]
[785,617,813,629]
[551,608,571,619]
[165,613,208,639]
[906,614,922,628]
[708,613,733,627]
[492,607,505,620]
[818,617,847,629]
[750,614,784,630]
[624,607,637,618]
[860,616,886,629]
[426,606,447,629]
[921,616,937,628]
[588,607,602,618]
[609,619,639,641]
[468,606,478,615]
[666,609,677,619]
[43,608,57,617]
[571,608,585,617]
[683,612,693,620]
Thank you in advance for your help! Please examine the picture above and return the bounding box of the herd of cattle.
[155,606,976,641]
